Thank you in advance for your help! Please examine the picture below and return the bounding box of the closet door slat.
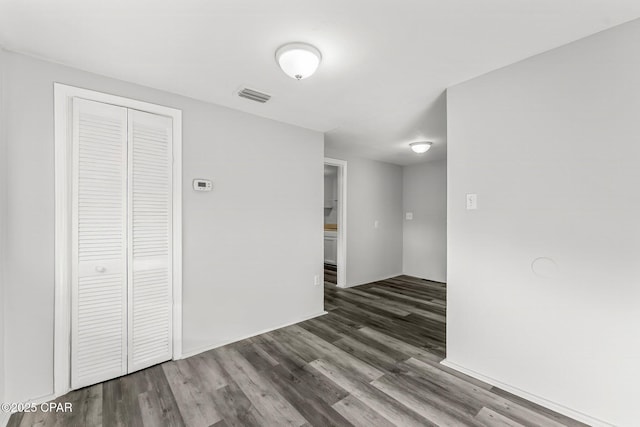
[71,98,128,389]
[128,109,173,373]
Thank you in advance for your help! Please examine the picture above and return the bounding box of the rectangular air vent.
[238,87,271,103]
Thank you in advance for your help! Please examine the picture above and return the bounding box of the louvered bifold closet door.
[71,98,128,389]
[127,109,173,373]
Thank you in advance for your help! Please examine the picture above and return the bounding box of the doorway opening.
[324,158,347,287]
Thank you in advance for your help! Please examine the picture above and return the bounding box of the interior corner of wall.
[0,44,7,407]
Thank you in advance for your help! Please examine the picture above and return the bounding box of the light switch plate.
[466,193,478,210]
[405,212,413,220]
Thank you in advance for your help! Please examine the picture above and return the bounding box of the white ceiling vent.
[238,87,271,103]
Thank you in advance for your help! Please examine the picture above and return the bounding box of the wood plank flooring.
[324,263,337,284]
[8,273,587,427]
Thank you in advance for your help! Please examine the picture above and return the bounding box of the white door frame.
[324,157,347,287]
[54,83,183,396]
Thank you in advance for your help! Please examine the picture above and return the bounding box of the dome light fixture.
[410,141,433,154]
[275,42,322,80]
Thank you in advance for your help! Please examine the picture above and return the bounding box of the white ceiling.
[1,0,639,165]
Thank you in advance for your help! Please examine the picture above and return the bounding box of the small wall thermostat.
[193,179,212,191]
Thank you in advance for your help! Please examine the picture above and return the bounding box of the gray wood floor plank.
[357,326,444,364]
[297,318,345,343]
[213,346,308,427]
[310,358,437,427]
[141,365,185,427]
[209,419,230,427]
[328,301,445,354]
[475,407,526,427]
[296,363,350,406]
[391,365,487,417]
[6,411,24,427]
[138,391,166,427]
[119,371,147,427]
[277,325,385,381]
[371,376,480,427]
[332,395,395,427]
[334,291,413,317]
[367,287,448,316]
[162,360,222,427]
[102,378,129,427]
[319,308,364,333]
[332,334,403,373]
[61,384,102,427]
[249,342,280,367]
[190,352,231,390]
[372,373,484,427]
[251,334,309,373]
[208,382,264,427]
[404,356,495,392]
[263,364,353,426]
[15,411,37,427]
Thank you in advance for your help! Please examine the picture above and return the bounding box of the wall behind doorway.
[402,159,447,283]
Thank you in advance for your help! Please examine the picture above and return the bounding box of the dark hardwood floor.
[324,263,337,284]
[8,273,587,427]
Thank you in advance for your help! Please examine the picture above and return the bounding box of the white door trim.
[54,83,183,396]
[324,158,347,287]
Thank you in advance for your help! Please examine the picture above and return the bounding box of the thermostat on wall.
[193,179,212,191]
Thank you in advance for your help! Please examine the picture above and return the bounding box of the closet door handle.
[95,266,107,273]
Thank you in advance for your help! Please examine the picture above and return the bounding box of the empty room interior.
[1,1,640,426]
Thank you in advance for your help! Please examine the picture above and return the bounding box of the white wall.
[325,148,403,287]
[402,160,446,283]
[447,19,640,426]
[2,50,324,403]
[0,48,7,418]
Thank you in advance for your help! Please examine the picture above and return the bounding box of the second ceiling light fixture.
[410,141,433,154]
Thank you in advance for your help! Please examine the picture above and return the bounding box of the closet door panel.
[128,109,173,373]
[71,98,128,389]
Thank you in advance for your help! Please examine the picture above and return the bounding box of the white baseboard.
[0,411,10,427]
[440,359,614,427]
[179,311,329,359]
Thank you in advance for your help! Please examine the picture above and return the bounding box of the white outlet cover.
[466,193,478,210]
[405,212,413,220]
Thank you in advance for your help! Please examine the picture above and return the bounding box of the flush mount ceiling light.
[275,42,322,80]
[410,141,433,154]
